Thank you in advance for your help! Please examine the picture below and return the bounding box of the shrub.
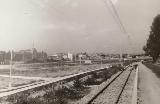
[83,73,102,85]
[73,77,83,88]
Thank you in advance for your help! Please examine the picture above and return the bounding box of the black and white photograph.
[0,0,160,104]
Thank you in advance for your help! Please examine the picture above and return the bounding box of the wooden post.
[9,50,13,88]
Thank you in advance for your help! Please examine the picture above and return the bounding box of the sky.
[0,0,160,54]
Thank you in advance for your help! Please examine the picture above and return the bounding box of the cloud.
[111,0,118,4]
[71,2,79,7]
[59,0,79,7]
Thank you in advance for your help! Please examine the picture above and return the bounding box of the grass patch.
[83,66,121,86]
[144,63,160,78]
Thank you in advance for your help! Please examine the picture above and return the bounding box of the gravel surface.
[118,69,135,104]
[71,71,122,104]
[91,68,131,104]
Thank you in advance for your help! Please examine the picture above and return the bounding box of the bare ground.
[0,64,108,78]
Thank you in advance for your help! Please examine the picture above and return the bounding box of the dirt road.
[138,63,160,104]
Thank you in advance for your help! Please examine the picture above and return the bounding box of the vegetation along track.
[87,65,133,104]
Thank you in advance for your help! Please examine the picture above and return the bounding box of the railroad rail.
[87,64,135,104]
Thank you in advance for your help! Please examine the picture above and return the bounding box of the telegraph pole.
[9,50,13,88]
[79,54,82,65]
[101,58,103,68]
[32,41,34,60]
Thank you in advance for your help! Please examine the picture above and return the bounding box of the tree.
[143,14,160,62]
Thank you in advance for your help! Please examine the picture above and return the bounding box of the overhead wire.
[27,0,72,21]
[103,0,127,34]
[27,0,136,53]
[102,0,136,53]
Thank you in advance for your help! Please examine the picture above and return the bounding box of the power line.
[108,0,127,34]
[102,0,127,34]
[27,0,71,20]
[102,0,136,53]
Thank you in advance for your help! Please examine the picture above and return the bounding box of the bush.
[44,87,67,104]
[73,77,83,88]
[102,70,110,80]
[83,73,102,85]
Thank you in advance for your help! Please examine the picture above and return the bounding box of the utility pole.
[32,41,34,60]
[80,56,81,65]
[9,50,13,88]
[79,54,82,65]
[101,58,103,68]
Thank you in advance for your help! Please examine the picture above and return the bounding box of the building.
[83,60,92,65]
[13,52,23,62]
[18,49,33,62]
[68,53,73,61]
[0,51,5,64]
[0,48,47,64]
[13,48,47,63]
[48,54,60,61]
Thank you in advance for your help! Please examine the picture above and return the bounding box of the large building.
[16,48,47,63]
[0,51,5,64]
[48,52,73,62]
[0,48,47,64]
[67,53,73,61]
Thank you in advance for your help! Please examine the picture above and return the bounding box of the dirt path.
[138,63,160,104]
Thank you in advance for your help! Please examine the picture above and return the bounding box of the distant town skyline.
[0,0,160,54]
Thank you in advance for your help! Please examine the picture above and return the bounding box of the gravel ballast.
[71,71,122,104]
[91,68,132,104]
[118,69,136,104]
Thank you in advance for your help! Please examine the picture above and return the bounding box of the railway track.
[0,64,135,104]
[87,65,134,104]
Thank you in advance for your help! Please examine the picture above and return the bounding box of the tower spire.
[32,40,35,59]
[33,40,35,49]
